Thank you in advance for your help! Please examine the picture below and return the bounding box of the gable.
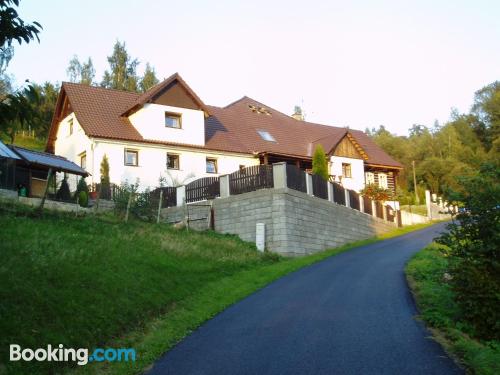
[332,134,368,160]
[152,81,203,111]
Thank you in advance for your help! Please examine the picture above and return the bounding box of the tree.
[0,84,38,143]
[67,55,95,85]
[312,144,329,180]
[140,62,159,92]
[99,154,111,199]
[0,0,42,72]
[437,162,500,340]
[101,40,139,92]
[471,81,500,151]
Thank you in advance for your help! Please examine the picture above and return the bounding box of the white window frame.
[378,173,388,189]
[365,172,375,185]
[124,149,139,166]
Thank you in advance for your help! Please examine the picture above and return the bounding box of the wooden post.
[75,194,79,217]
[37,168,53,215]
[156,189,163,224]
[125,192,133,222]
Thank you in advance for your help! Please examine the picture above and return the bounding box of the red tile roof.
[47,79,403,169]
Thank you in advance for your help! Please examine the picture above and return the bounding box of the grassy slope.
[0,201,433,374]
[0,134,46,151]
[406,244,500,375]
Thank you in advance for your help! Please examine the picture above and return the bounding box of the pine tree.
[100,155,111,199]
[312,145,329,180]
[140,62,159,92]
[100,40,139,91]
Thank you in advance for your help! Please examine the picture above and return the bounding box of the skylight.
[257,130,276,142]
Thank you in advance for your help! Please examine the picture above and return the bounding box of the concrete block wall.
[213,188,395,257]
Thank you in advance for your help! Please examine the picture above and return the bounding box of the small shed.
[0,140,88,198]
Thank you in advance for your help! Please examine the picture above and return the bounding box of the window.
[68,118,73,136]
[165,112,181,129]
[206,158,217,174]
[80,152,87,170]
[378,173,388,189]
[365,172,374,185]
[342,163,352,178]
[124,149,138,166]
[257,130,276,142]
[167,153,180,170]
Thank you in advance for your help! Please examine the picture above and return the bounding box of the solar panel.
[12,146,88,176]
[0,141,21,160]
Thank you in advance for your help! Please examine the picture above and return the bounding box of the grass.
[0,201,434,375]
[0,133,46,151]
[406,244,500,375]
[400,204,428,216]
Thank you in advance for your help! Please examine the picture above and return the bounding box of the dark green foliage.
[140,62,159,92]
[55,178,71,202]
[75,176,88,194]
[312,144,329,180]
[99,154,111,198]
[78,190,88,207]
[407,244,500,374]
[437,162,500,340]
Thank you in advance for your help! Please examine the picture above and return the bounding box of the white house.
[46,73,402,191]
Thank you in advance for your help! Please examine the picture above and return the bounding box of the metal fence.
[286,164,307,193]
[186,177,220,203]
[349,189,360,211]
[362,195,372,215]
[151,186,177,208]
[311,174,328,200]
[332,183,346,206]
[229,165,273,195]
[375,201,384,219]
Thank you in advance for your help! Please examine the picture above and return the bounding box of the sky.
[7,0,500,135]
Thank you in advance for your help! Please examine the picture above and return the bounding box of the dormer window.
[165,112,181,129]
[257,130,276,142]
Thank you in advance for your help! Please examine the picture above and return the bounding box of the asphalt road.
[149,223,462,375]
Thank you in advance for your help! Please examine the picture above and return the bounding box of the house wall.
[128,103,205,146]
[90,139,259,189]
[329,156,365,191]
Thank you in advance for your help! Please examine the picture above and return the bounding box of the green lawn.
[400,204,428,216]
[0,201,433,374]
[0,133,47,151]
[406,244,500,375]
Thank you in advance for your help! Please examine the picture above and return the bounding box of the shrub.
[359,183,394,201]
[55,178,71,202]
[78,191,88,208]
[100,155,111,199]
[437,162,500,340]
[75,177,88,194]
[312,145,329,180]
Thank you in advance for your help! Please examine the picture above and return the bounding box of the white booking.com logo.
[10,344,136,366]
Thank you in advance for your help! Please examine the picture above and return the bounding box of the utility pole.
[412,160,420,205]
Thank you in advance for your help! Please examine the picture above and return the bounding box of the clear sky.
[7,0,500,135]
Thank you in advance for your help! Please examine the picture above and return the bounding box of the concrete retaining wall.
[162,188,396,256]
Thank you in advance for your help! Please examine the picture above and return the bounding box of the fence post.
[327,182,334,202]
[344,189,350,208]
[306,173,313,196]
[156,189,163,224]
[382,204,388,221]
[359,195,364,213]
[425,190,432,219]
[371,200,377,218]
[272,162,287,189]
[176,185,186,206]
[125,193,133,222]
[219,175,230,198]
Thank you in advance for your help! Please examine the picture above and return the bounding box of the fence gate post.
[176,185,186,206]
[371,200,377,218]
[272,162,287,189]
[219,175,230,198]
[425,190,432,219]
[327,182,334,202]
[306,173,313,196]
[344,189,351,208]
[359,195,364,213]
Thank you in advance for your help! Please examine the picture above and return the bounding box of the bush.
[55,178,72,202]
[437,162,500,340]
[78,191,88,208]
[312,145,329,180]
[359,183,394,201]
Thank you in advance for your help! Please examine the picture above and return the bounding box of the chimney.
[291,105,304,121]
